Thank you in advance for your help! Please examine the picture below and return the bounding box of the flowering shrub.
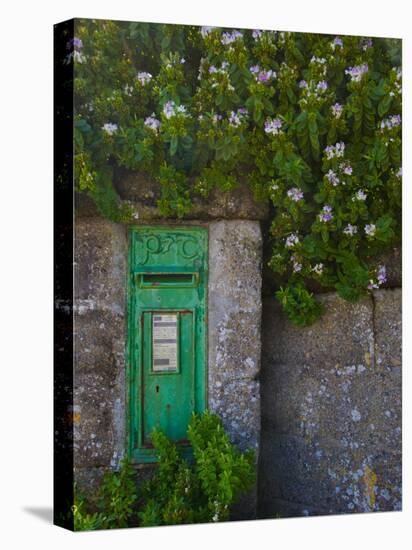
[71,20,401,324]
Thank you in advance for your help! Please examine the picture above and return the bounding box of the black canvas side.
[53,18,75,531]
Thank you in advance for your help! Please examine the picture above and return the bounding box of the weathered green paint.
[127,226,208,462]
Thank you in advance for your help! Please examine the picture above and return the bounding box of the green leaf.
[169,136,178,156]
[378,95,392,117]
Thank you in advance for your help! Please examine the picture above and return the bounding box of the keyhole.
[156,385,160,393]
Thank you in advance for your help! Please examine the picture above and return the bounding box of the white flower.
[310,56,327,64]
[354,190,367,201]
[124,84,133,96]
[137,71,152,85]
[365,224,376,237]
[73,50,86,63]
[102,122,118,135]
[312,263,324,275]
[331,103,343,118]
[343,224,358,236]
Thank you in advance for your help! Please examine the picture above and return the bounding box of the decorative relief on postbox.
[152,314,178,372]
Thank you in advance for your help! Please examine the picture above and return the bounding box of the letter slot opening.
[139,273,197,287]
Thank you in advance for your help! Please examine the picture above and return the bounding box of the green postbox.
[128,226,208,462]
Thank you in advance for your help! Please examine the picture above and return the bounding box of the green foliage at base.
[67,21,401,325]
[71,457,138,531]
[70,412,255,530]
[139,411,256,526]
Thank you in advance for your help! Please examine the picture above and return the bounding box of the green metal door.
[128,226,208,462]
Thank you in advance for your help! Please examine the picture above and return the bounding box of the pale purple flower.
[324,141,345,159]
[221,30,243,45]
[264,117,283,135]
[287,187,304,202]
[102,122,118,135]
[326,169,340,186]
[365,223,376,236]
[257,69,276,82]
[340,162,353,175]
[252,29,263,40]
[331,37,343,49]
[163,101,187,119]
[144,114,161,133]
[228,108,248,127]
[368,280,379,290]
[221,61,229,70]
[250,65,260,74]
[200,26,215,37]
[319,205,333,222]
[312,263,324,275]
[317,80,328,91]
[345,63,369,82]
[380,114,401,130]
[343,224,358,236]
[331,103,343,118]
[67,37,83,50]
[137,71,152,85]
[354,190,367,201]
[293,260,303,273]
[299,80,308,89]
[209,65,218,73]
[212,114,223,124]
[377,265,387,285]
[229,111,241,127]
[361,37,373,51]
[163,101,175,118]
[285,233,299,248]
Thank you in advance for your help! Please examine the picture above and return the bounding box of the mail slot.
[137,272,198,287]
[128,226,208,462]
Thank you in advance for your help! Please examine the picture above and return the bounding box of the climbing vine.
[70,20,401,324]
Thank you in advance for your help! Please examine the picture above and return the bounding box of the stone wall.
[73,214,263,519]
[73,218,128,496]
[258,289,402,517]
